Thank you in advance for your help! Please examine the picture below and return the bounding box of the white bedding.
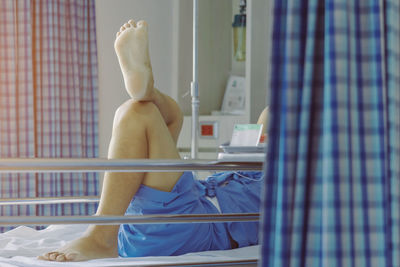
[0,224,259,266]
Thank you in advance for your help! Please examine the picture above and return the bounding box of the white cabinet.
[177,114,248,159]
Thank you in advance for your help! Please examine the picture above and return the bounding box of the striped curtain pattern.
[261,0,400,266]
[0,0,99,231]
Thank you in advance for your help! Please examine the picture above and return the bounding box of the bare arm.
[256,107,269,134]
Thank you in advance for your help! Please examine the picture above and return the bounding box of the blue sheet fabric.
[118,171,262,257]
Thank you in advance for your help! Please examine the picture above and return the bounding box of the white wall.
[95,0,269,157]
[175,0,235,116]
[95,0,177,157]
[246,0,269,122]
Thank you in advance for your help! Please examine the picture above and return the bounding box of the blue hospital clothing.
[118,171,262,257]
[198,171,263,247]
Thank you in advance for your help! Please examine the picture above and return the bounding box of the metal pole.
[0,213,260,226]
[191,0,200,159]
[0,158,263,173]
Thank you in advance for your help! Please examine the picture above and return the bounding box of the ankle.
[84,225,119,249]
[149,87,161,102]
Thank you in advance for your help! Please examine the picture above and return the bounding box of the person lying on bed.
[38,19,267,262]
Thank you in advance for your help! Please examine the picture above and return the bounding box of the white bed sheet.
[0,224,259,266]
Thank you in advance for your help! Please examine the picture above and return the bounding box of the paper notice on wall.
[221,75,246,115]
[230,124,262,146]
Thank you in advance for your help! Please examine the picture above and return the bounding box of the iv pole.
[191,0,199,159]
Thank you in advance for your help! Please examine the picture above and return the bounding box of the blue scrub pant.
[118,171,262,257]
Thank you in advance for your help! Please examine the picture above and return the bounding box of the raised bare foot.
[114,19,155,101]
[37,229,118,262]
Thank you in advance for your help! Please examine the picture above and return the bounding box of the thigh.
[110,100,182,192]
[140,102,183,191]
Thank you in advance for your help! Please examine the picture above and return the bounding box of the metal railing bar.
[0,196,100,206]
[0,158,263,173]
[0,213,260,226]
[157,259,258,266]
[178,147,219,153]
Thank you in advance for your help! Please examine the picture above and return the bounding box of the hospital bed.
[0,158,263,267]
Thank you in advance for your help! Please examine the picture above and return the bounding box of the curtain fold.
[0,0,98,231]
[0,0,36,225]
[261,0,400,266]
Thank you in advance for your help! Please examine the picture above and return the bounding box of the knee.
[114,100,159,127]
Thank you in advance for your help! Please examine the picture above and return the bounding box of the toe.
[137,20,147,28]
[128,19,136,27]
[43,252,53,258]
[49,252,59,261]
[124,23,130,28]
[116,31,120,37]
[56,254,66,262]
[120,26,125,32]
[37,254,49,260]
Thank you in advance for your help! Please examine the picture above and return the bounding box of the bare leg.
[38,20,183,262]
[114,19,182,142]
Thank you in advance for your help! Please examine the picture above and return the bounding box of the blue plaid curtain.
[261,0,400,266]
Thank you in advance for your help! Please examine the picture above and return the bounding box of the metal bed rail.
[0,158,263,173]
[154,259,258,266]
[0,158,262,248]
[0,196,100,206]
[0,159,261,266]
[0,213,260,227]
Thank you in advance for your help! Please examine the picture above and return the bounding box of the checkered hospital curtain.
[0,0,99,231]
[261,0,400,266]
